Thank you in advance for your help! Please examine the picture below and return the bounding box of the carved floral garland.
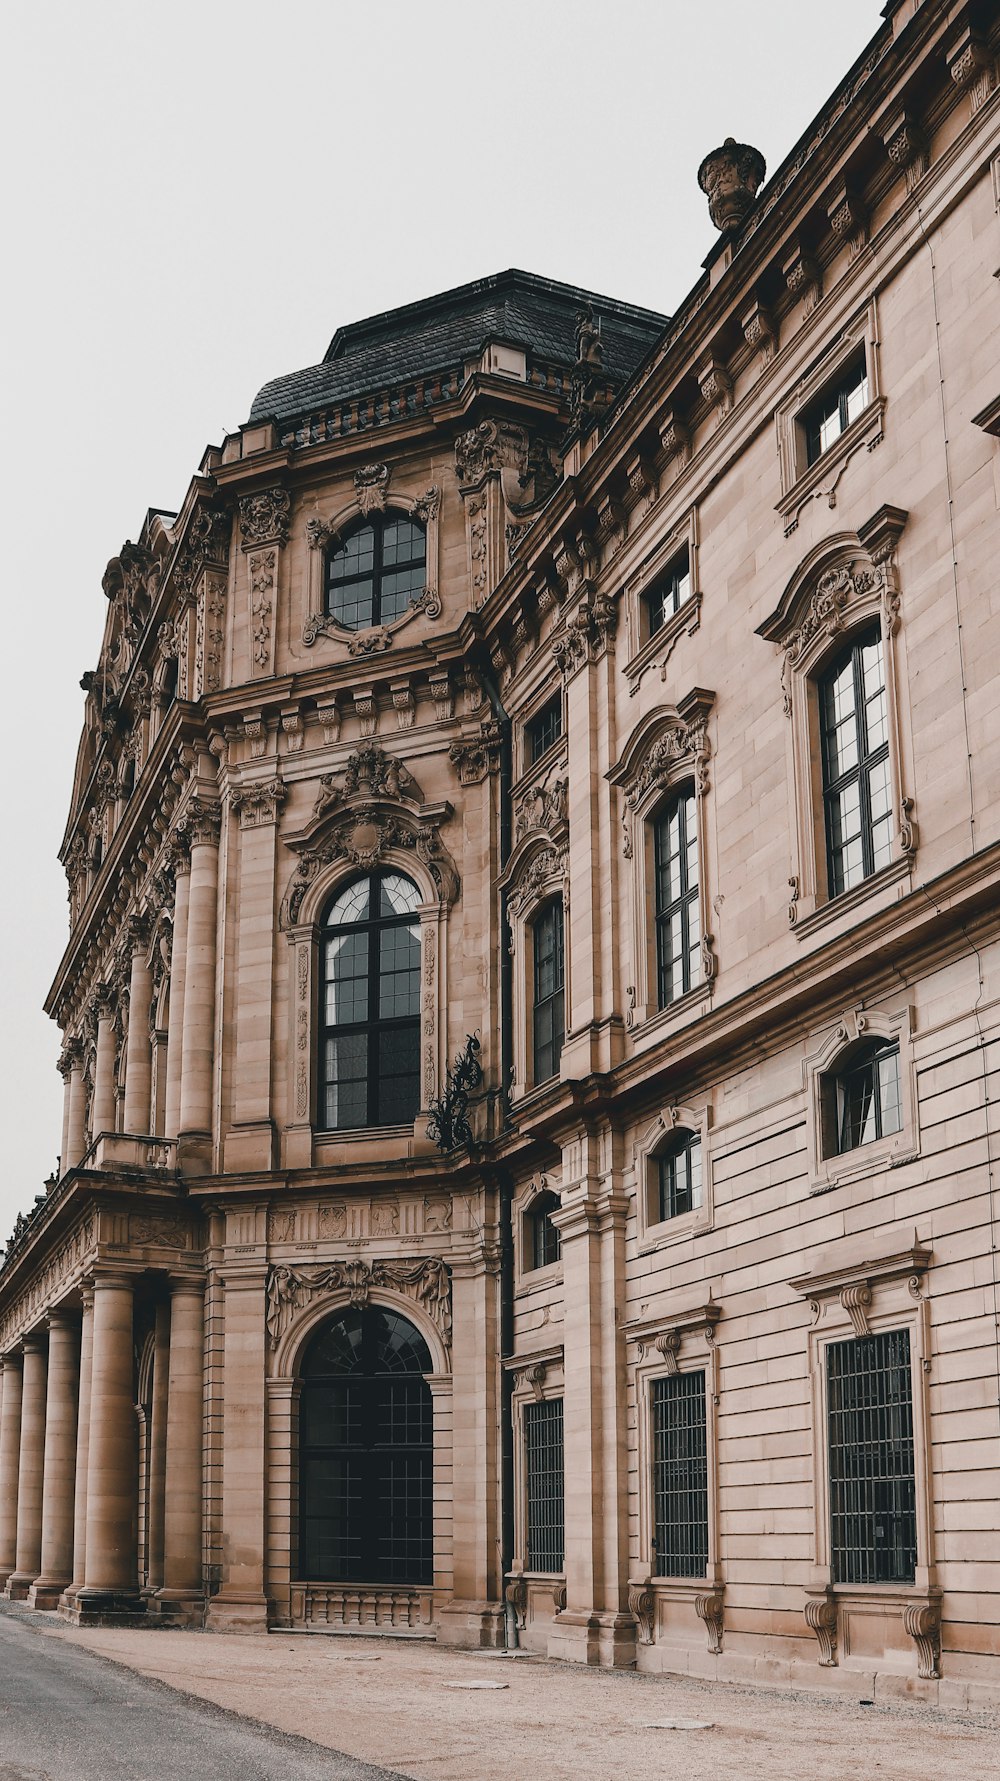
[265,1257,452,1350]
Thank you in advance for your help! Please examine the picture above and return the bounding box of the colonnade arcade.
[0,1268,204,1622]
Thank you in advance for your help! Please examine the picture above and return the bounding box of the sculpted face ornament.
[697,138,766,232]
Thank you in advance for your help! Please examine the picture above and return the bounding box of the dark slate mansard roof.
[247,269,669,426]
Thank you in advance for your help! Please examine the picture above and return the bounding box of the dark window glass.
[325,513,426,631]
[656,1132,703,1222]
[524,1397,564,1573]
[299,1306,434,1586]
[532,898,565,1084]
[803,353,870,465]
[526,694,562,765]
[651,1371,708,1579]
[526,1191,562,1270]
[827,1329,916,1585]
[825,1039,902,1156]
[819,629,892,897]
[644,548,692,638]
[320,870,420,1130]
[653,789,700,1007]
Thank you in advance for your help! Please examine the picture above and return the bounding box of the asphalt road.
[0,1600,409,1781]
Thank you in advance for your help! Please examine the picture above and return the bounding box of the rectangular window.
[526,694,562,765]
[657,1134,703,1221]
[524,1397,565,1572]
[820,630,892,898]
[803,352,870,465]
[654,790,700,1006]
[644,547,692,639]
[532,899,565,1083]
[827,1329,916,1585]
[651,1371,709,1578]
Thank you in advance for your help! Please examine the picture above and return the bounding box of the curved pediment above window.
[502,835,568,924]
[301,465,441,652]
[608,689,714,857]
[280,747,458,928]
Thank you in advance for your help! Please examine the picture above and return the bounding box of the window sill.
[776,395,886,537]
[624,593,702,696]
[638,1206,712,1252]
[629,981,711,1047]
[809,1130,920,1195]
[515,1262,563,1296]
[792,852,912,942]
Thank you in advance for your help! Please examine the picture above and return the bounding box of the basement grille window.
[524,1396,565,1572]
[827,1328,917,1585]
[651,1370,709,1578]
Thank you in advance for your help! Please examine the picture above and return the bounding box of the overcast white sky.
[0,0,881,1236]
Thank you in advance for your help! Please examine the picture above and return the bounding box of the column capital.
[1,1349,23,1371]
[79,1281,95,1311]
[167,1272,207,1297]
[20,1332,47,1355]
[90,1269,137,1294]
[178,796,221,849]
[45,1307,78,1332]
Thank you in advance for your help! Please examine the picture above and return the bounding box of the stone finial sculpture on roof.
[697,137,766,232]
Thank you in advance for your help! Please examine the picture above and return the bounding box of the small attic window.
[482,343,527,381]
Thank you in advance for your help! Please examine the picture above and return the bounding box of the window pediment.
[302,466,441,652]
[608,689,714,858]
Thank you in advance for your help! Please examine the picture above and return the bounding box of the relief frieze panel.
[265,1256,452,1351]
[0,1215,96,1352]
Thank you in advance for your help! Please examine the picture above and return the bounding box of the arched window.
[299,1306,434,1585]
[654,1129,703,1223]
[525,1191,562,1271]
[531,898,565,1084]
[320,871,421,1131]
[819,628,892,897]
[822,1037,902,1158]
[325,513,426,631]
[653,788,699,1007]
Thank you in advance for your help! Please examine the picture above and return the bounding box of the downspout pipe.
[476,661,517,1647]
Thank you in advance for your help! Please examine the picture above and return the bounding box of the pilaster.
[177,799,221,1171]
[154,1275,206,1622]
[437,1238,502,1649]
[223,780,285,1172]
[205,1267,269,1631]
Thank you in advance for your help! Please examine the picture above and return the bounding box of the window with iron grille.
[819,628,892,898]
[653,789,700,1007]
[325,513,426,631]
[299,1306,434,1586]
[320,870,421,1130]
[524,1397,564,1572]
[803,352,870,465]
[532,898,565,1084]
[651,1370,709,1578]
[643,547,692,638]
[525,1191,562,1270]
[655,1131,703,1222]
[827,1328,916,1585]
[526,694,562,765]
[823,1039,903,1157]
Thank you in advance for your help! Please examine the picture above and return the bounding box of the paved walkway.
[0,1601,404,1781]
[9,1606,996,1781]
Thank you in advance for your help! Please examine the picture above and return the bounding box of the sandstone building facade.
[1,0,998,1704]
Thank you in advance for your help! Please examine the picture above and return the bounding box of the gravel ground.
[31,1619,998,1781]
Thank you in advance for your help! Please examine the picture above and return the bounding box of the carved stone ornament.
[455,418,526,486]
[354,462,391,514]
[507,845,568,923]
[903,1599,942,1680]
[281,776,458,926]
[697,352,733,421]
[777,563,878,715]
[696,1591,724,1655]
[513,776,568,847]
[449,721,503,787]
[742,299,777,365]
[169,506,230,602]
[827,183,869,262]
[784,243,822,314]
[947,27,996,114]
[174,795,221,849]
[697,137,766,231]
[265,1257,452,1350]
[551,592,618,679]
[628,1579,656,1645]
[804,1591,838,1666]
[129,1213,188,1248]
[612,695,713,859]
[230,777,287,830]
[239,486,291,549]
[505,1573,527,1630]
[312,743,424,818]
[882,109,928,194]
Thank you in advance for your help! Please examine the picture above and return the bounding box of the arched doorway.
[299,1305,434,1586]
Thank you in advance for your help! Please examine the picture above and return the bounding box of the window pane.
[378,923,420,1018]
[376,1025,419,1125]
[380,873,421,918]
[326,878,371,926]
[525,1399,564,1573]
[652,1372,708,1578]
[827,1329,916,1585]
[326,931,368,1024]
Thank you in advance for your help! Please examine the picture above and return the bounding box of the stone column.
[156,1275,205,1615]
[58,1051,74,1176]
[5,1334,47,1599]
[224,785,285,1172]
[28,1309,79,1608]
[0,1353,24,1588]
[91,989,118,1139]
[144,1301,170,1595]
[123,917,154,1134]
[78,1273,141,1613]
[438,1241,502,1647]
[205,1267,268,1631]
[178,802,221,1161]
[65,1043,88,1170]
[62,1283,94,1606]
[163,846,191,1141]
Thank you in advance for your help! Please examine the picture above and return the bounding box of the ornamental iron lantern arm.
[426,1033,484,1153]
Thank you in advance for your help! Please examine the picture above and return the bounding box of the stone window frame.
[502,838,570,1102]
[625,1297,725,1654]
[757,508,916,937]
[284,849,449,1160]
[774,298,885,537]
[513,1172,564,1293]
[789,1231,940,1678]
[804,1005,919,1194]
[508,1348,566,1587]
[630,1102,714,1250]
[622,505,702,697]
[302,479,441,653]
[607,691,716,1040]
